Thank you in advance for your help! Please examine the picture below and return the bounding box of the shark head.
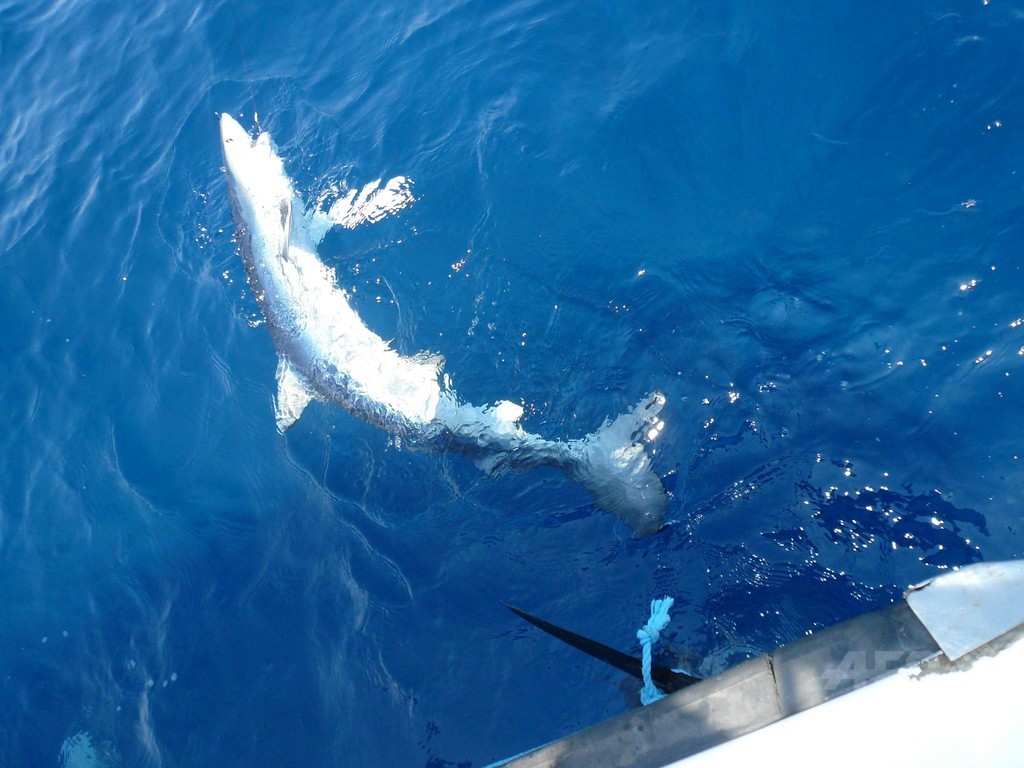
[219,114,294,247]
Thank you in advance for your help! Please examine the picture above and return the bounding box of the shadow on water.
[803,482,988,569]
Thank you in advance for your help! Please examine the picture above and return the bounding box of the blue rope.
[637,596,674,705]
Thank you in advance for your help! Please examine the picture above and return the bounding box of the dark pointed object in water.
[504,602,700,694]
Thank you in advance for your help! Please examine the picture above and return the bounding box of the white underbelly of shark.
[219,113,669,537]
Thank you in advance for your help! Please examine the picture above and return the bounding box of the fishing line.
[227,0,263,132]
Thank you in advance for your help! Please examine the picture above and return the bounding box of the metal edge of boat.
[491,560,1024,768]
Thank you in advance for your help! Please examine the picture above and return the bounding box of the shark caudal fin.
[567,393,669,538]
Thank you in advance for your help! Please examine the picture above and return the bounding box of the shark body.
[219,113,668,536]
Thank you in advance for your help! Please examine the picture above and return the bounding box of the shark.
[219,113,669,537]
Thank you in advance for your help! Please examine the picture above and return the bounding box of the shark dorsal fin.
[279,198,292,261]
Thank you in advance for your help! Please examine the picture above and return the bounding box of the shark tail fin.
[567,393,669,538]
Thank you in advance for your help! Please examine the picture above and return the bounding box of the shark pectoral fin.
[492,400,523,425]
[274,357,315,432]
[327,176,415,229]
[466,400,524,474]
[474,453,509,475]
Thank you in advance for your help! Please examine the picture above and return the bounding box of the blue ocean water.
[2,0,1023,765]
